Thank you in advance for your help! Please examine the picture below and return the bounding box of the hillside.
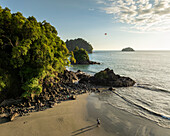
[66,38,93,53]
[0,6,70,100]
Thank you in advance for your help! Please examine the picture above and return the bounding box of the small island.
[122,47,135,51]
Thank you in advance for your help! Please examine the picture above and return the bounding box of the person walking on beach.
[97,118,101,127]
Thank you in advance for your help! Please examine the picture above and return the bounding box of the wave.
[136,84,170,94]
[111,91,170,120]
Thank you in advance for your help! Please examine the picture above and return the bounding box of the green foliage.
[0,6,70,98]
[0,76,6,92]
[21,77,42,98]
[74,46,79,51]
[73,48,89,64]
[70,51,76,64]
[66,38,93,53]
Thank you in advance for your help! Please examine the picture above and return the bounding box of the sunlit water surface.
[69,51,170,128]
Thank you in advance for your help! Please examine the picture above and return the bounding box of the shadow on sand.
[71,124,97,136]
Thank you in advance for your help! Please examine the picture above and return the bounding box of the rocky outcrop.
[58,70,78,83]
[73,60,100,65]
[89,61,100,65]
[0,68,135,123]
[0,70,96,122]
[122,47,135,51]
[72,48,100,65]
[79,68,135,87]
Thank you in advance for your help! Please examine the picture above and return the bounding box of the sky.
[1,0,170,50]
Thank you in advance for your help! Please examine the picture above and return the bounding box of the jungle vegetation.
[72,47,90,64]
[0,6,70,99]
[66,38,93,53]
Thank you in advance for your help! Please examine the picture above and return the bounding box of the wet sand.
[87,93,170,136]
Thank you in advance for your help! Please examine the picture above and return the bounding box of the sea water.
[69,51,170,128]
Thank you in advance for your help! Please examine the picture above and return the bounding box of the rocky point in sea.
[79,68,135,87]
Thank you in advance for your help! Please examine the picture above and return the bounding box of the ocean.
[69,51,170,128]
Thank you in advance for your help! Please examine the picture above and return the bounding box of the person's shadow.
[71,124,97,136]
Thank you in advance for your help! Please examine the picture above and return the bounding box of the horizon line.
[93,49,170,51]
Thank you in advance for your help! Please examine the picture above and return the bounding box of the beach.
[1,92,170,136]
[0,94,108,136]
[88,92,170,136]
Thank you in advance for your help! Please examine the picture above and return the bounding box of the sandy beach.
[1,92,170,136]
[0,94,108,136]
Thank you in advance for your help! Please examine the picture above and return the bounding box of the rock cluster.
[0,68,135,122]
[89,61,100,65]
[74,60,100,65]
[0,70,97,122]
[80,68,135,87]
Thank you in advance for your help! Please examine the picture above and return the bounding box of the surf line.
[111,90,170,120]
[136,84,170,94]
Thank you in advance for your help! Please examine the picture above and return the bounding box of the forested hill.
[65,38,93,53]
[0,6,70,100]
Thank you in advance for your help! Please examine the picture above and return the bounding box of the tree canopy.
[73,47,90,64]
[70,51,76,64]
[66,38,93,53]
[0,6,70,99]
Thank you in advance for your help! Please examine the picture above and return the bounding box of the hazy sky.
[1,0,170,50]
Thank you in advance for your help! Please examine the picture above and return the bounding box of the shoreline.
[87,92,170,136]
[1,92,170,136]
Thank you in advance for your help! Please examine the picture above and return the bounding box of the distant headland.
[122,47,135,51]
[66,38,93,53]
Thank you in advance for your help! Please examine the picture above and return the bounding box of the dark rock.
[108,87,115,91]
[0,68,135,123]
[89,61,100,65]
[77,70,81,73]
[0,99,22,107]
[79,76,90,84]
[122,47,135,51]
[27,102,31,107]
[70,95,76,100]
[76,71,91,81]
[89,68,135,87]
[58,70,78,83]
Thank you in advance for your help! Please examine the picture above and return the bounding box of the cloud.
[97,0,170,32]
